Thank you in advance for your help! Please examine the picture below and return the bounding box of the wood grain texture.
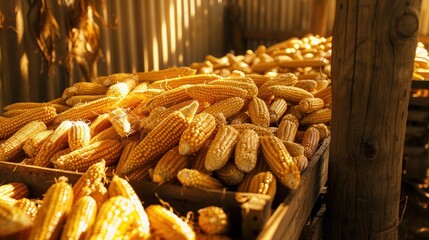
[327,0,421,239]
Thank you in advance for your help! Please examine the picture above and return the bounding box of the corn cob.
[234,129,259,173]
[87,181,109,208]
[298,97,325,114]
[48,97,66,105]
[177,168,224,190]
[251,61,278,73]
[190,139,213,174]
[146,204,196,240]
[258,73,298,99]
[268,98,288,124]
[89,126,122,144]
[109,108,132,137]
[65,95,106,106]
[73,160,106,203]
[245,74,271,88]
[276,119,298,142]
[313,86,331,105]
[149,74,221,89]
[0,121,47,162]
[14,198,39,220]
[0,182,29,199]
[204,125,240,171]
[89,113,112,136]
[294,79,317,92]
[114,93,145,110]
[310,123,331,139]
[248,97,270,127]
[230,123,273,137]
[198,206,229,235]
[63,82,108,99]
[301,126,320,159]
[186,84,248,103]
[237,154,270,192]
[202,97,245,119]
[300,108,331,126]
[68,121,91,151]
[3,105,61,118]
[260,135,301,189]
[247,171,277,199]
[29,176,73,240]
[115,140,139,175]
[293,155,309,172]
[0,201,33,237]
[278,58,329,68]
[60,196,97,240]
[140,85,193,114]
[179,112,216,155]
[136,67,197,82]
[120,101,198,175]
[86,196,135,240]
[0,196,18,206]
[47,148,71,164]
[3,101,52,111]
[208,80,258,99]
[108,176,151,239]
[33,120,73,167]
[106,79,137,98]
[152,147,192,183]
[124,161,157,181]
[53,139,123,172]
[282,141,305,157]
[267,85,314,104]
[53,96,120,124]
[129,89,165,114]
[230,111,251,124]
[0,106,56,140]
[97,73,138,86]
[215,162,245,186]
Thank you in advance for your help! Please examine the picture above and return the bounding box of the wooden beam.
[327,0,421,239]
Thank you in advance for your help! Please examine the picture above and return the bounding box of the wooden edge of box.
[256,136,331,240]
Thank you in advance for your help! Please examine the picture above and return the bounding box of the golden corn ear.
[298,97,325,114]
[268,98,288,124]
[62,82,108,99]
[234,129,259,173]
[120,102,198,175]
[230,123,274,137]
[293,155,309,172]
[89,113,112,136]
[246,74,271,88]
[60,196,97,240]
[301,126,320,159]
[0,196,18,206]
[237,155,270,192]
[153,147,192,183]
[106,79,137,98]
[198,206,229,235]
[177,168,224,190]
[179,112,216,155]
[186,84,248,103]
[230,111,251,124]
[29,176,73,240]
[89,126,122,144]
[205,125,240,171]
[247,171,277,199]
[115,140,139,175]
[108,176,151,238]
[190,139,212,174]
[293,79,317,92]
[215,162,245,186]
[3,101,52,111]
[97,73,138,86]
[146,204,196,240]
[267,85,314,104]
[54,139,123,172]
[300,108,331,126]
[208,80,258,99]
[260,135,301,190]
[86,196,135,240]
[68,121,91,151]
[109,108,132,137]
[140,85,193,114]
[258,73,298,99]
[0,121,47,162]
[14,198,39,220]
[149,74,221,89]
[136,67,197,82]
[248,97,270,127]
[0,106,56,139]
[311,123,331,139]
[0,182,29,199]
[282,141,305,157]
[65,95,106,106]
[276,118,299,142]
[285,105,304,120]
[313,86,332,105]
[202,97,245,119]
[23,130,53,157]
[0,201,33,237]
[124,161,157,181]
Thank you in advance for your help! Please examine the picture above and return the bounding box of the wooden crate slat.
[411,80,429,89]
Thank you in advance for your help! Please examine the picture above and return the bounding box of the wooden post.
[327,1,421,239]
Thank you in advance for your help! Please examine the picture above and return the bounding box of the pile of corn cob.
[0,161,231,239]
[0,35,332,206]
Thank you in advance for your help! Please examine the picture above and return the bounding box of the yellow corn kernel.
[136,67,197,82]
[258,73,298,99]
[198,206,229,235]
[120,102,198,175]
[29,176,73,240]
[0,182,29,199]
[53,139,123,172]
[282,141,305,157]
[89,113,112,136]
[23,130,53,157]
[293,79,317,92]
[0,121,47,162]
[260,135,301,190]
[0,106,56,140]
[230,111,251,124]
[310,123,331,139]
[230,123,273,137]
[298,97,325,114]
[300,108,331,126]
[53,96,120,124]
[276,119,298,142]
[205,125,240,171]
[65,95,105,106]
[33,120,73,167]
[14,198,39,220]
[108,175,151,238]
[146,204,196,240]
[130,81,149,93]
[114,93,145,110]
[268,98,288,124]
[293,155,309,172]
[190,139,212,174]
[48,148,71,165]
[116,140,139,175]
[86,196,135,240]
[109,108,132,137]
[62,82,108,99]
[179,112,216,155]
[177,168,224,190]
[248,97,270,128]
[0,196,18,206]
[301,126,320,159]
[89,126,122,144]
[73,160,106,203]
[186,84,248,104]
[106,79,137,98]
[140,85,193,114]
[245,74,271,88]
[98,73,138,86]
[208,80,258,99]
[152,147,192,183]
[124,161,157,181]
[60,196,97,240]
[215,162,245,186]
[68,121,91,151]
[234,129,259,173]
[149,74,221,89]
[202,97,245,120]
[267,85,314,104]
[3,101,50,111]
[237,154,270,192]
[87,181,109,208]
[0,201,33,237]
[313,85,332,105]
[247,171,277,199]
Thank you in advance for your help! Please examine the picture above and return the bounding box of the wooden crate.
[0,137,330,240]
